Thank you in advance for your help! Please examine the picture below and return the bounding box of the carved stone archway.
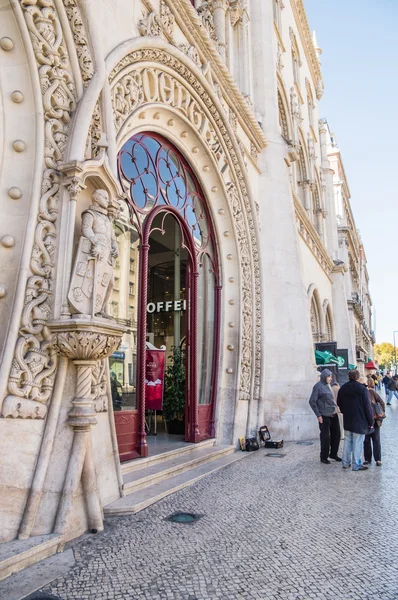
[106,45,262,433]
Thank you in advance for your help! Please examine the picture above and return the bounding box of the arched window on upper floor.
[273,0,283,33]
[290,28,301,90]
[310,294,321,343]
[325,306,333,342]
[296,141,308,208]
[306,80,314,129]
[278,90,290,141]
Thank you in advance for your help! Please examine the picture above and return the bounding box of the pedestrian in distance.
[387,375,398,405]
[337,370,374,471]
[382,371,391,397]
[363,378,385,467]
[309,368,341,465]
[331,379,344,441]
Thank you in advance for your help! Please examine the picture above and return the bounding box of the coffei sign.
[147,300,187,314]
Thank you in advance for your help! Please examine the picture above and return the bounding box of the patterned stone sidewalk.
[41,401,398,600]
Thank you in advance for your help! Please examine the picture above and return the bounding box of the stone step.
[0,534,63,582]
[123,445,235,494]
[104,450,247,516]
[121,438,215,476]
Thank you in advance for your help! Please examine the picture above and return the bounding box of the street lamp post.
[393,331,398,375]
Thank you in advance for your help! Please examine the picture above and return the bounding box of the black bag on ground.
[259,425,284,448]
[245,437,259,452]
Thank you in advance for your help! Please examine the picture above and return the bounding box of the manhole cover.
[265,453,286,458]
[166,512,202,524]
[296,441,314,446]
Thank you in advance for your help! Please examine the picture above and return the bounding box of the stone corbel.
[285,143,299,166]
[229,0,243,27]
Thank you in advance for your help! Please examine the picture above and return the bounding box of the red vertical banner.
[145,349,165,410]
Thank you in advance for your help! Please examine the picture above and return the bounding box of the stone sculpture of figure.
[68,189,119,318]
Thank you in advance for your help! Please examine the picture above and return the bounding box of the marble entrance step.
[121,438,215,476]
[0,534,63,582]
[122,444,235,495]
[104,448,247,516]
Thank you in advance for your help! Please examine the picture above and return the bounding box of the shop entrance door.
[146,216,190,441]
[113,132,221,461]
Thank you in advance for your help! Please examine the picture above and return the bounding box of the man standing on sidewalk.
[337,370,374,471]
[382,371,391,398]
[309,369,341,465]
[387,375,398,405]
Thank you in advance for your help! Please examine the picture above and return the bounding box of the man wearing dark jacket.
[382,372,391,397]
[309,369,341,464]
[337,370,374,471]
[387,375,398,405]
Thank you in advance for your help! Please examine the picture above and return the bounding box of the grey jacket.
[309,371,337,418]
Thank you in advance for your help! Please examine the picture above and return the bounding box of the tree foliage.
[374,342,397,369]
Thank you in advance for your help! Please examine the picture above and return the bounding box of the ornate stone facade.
[0,0,372,559]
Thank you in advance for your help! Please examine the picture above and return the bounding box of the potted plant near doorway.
[163,346,185,435]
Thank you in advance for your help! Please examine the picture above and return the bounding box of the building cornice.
[290,0,324,99]
[294,193,334,276]
[162,0,267,152]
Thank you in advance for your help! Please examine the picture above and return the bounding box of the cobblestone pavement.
[42,399,398,600]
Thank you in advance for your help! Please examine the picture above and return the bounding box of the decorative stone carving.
[138,11,162,37]
[63,0,94,83]
[227,182,252,399]
[2,335,56,419]
[278,91,289,140]
[114,72,144,131]
[277,43,284,72]
[2,0,77,419]
[229,108,237,132]
[87,99,103,159]
[178,44,201,67]
[68,190,119,318]
[92,359,108,412]
[53,329,121,361]
[160,0,175,37]
[250,143,259,165]
[197,2,215,39]
[109,50,262,400]
[229,0,243,27]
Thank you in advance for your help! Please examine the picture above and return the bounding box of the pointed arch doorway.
[112,133,221,460]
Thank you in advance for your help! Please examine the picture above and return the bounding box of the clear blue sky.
[304,0,398,346]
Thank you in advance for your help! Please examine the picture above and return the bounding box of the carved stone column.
[51,319,125,536]
[299,180,311,215]
[212,0,228,61]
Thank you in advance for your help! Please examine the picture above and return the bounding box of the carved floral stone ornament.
[138,11,162,37]
[160,0,175,37]
[197,2,216,39]
[2,0,78,420]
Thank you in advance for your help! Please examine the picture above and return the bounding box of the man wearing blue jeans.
[387,375,398,405]
[337,370,374,471]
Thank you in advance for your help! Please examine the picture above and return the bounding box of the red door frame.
[117,132,222,459]
[135,207,201,457]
